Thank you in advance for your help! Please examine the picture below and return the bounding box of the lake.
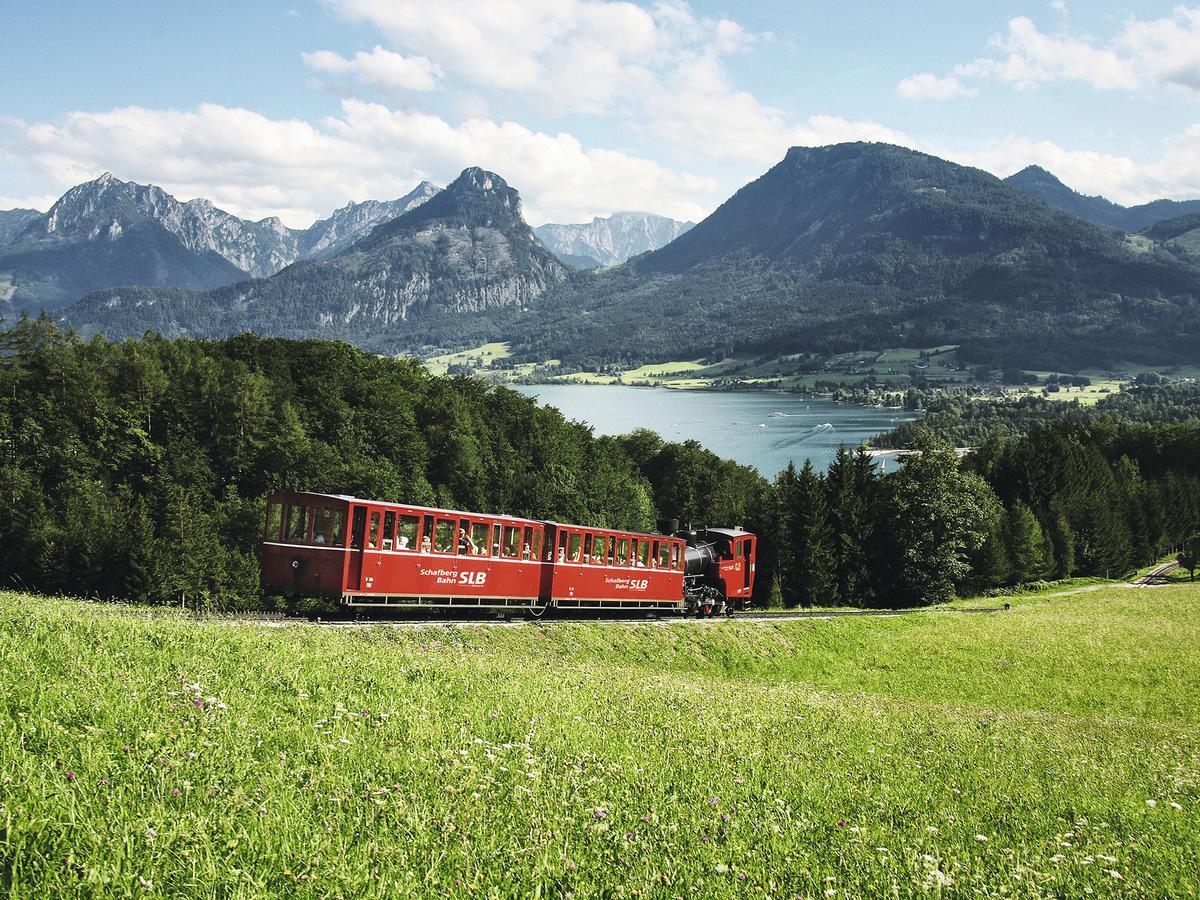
[513,384,917,476]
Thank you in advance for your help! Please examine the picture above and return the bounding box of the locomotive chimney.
[657,518,679,535]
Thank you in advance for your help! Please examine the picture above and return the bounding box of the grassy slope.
[2,586,1198,896]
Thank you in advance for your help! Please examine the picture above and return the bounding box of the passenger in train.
[458,527,477,555]
[420,534,432,552]
[521,543,532,560]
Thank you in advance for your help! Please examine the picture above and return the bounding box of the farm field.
[2,586,1198,896]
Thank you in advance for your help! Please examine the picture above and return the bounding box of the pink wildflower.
[65,771,77,783]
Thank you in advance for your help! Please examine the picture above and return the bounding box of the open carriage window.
[567,532,582,562]
[472,521,492,556]
[615,537,630,566]
[502,525,522,559]
[285,504,310,543]
[396,514,418,551]
[636,540,650,568]
[434,519,455,553]
[381,511,395,550]
[315,506,345,546]
[593,535,608,565]
[264,502,283,541]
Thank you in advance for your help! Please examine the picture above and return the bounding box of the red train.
[261,491,756,617]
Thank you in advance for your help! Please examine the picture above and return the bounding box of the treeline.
[0,318,764,610]
[763,423,1200,606]
[3,319,1198,611]
[873,381,1200,449]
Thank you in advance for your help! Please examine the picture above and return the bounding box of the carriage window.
[615,537,630,566]
[285,504,310,542]
[530,528,542,560]
[593,535,608,565]
[493,526,502,557]
[396,515,418,551]
[657,542,671,569]
[582,533,593,563]
[521,526,534,560]
[472,522,491,556]
[264,502,283,540]
[434,519,455,553]
[315,506,345,546]
[381,511,395,549]
[672,544,682,571]
[567,532,582,562]
[556,532,568,561]
[367,511,381,549]
[637,540,650,568]
[502,526,522,559]
[350,507,366,549]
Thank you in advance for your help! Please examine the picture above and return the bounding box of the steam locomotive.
[260,491,756,617]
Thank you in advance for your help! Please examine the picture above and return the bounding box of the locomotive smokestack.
[657,518,679,535]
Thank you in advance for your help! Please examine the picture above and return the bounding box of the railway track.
[215,604,1007,629]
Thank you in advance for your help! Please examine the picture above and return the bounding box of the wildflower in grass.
[708,796,720,806]
[1170,801,1182,810]
[65,771,76,783]
[137,876,153,889]
[625,831,634,841]
[594,808,607,820]
[171,788,181,798]
[715,863,729,874]
[1146,799,1157,807]
[838,820,846,828]
[975,834,988,842]
[1107,870,1123,880]
[721,813,730,823]
[146,827,157,840]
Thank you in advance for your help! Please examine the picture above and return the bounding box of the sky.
[1,1,1199,227]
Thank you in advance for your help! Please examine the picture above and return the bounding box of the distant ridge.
[535,211,693,266]
[1005,165,1200,232]
[66,167,567,344]
[0,175,439,312]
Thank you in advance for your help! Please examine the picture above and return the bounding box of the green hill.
[4,584,1199,894]
[506,144,1200,370]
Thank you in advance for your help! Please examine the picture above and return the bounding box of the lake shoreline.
[513,383,918,476]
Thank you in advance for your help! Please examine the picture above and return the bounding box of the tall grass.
[2,587,1197,896]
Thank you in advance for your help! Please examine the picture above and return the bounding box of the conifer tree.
[825,447,877,606]
[1006,501,1046,584]
[788,460,834,608]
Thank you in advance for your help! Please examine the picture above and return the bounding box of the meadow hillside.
[1,585,1197,896]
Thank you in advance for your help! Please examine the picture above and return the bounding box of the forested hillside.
[506,144,1200,371]
[874,381,1200,448]
[0,318,762,608]
[3,319,1196,609]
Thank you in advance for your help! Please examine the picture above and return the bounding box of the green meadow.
[2,585,1198,896]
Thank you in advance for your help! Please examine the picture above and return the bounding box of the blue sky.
[2,1,1198,226]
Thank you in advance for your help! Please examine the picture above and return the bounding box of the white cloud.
[896,72,979,100]
[1,100,719,226]
[301,46,442,93]
[901,6,1200,97]
[315,0,766,118]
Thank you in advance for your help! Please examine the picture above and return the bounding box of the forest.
[2,317,1198,610]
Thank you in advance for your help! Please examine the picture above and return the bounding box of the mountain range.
[1004,165,1200,233]
[68,167,568,344]
[534,212,694,268]
[503,143,1200,370]
[0,175,439,311]
[44,143,1200,371]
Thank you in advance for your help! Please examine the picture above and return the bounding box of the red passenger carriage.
[260,491,735,614]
